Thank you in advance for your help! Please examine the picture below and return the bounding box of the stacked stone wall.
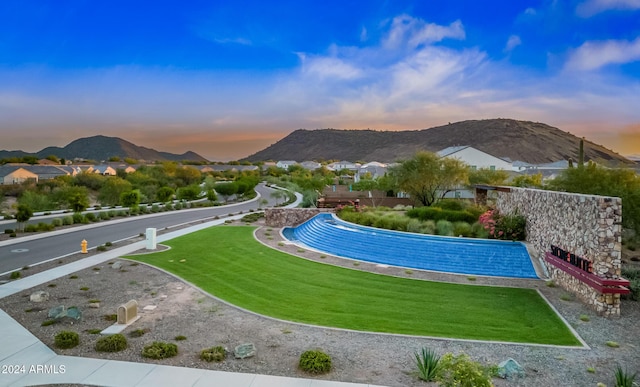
[265,208,323,227]
[495,187,623,316]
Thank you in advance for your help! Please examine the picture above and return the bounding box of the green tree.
[548,164,640,234]
[120,189,141,209]
[175,166,202,187]
[216,182,238,203]
[467,167,509,187]
[206,189,218,203]
[510,173,543,188]
[18,191,54,212]
[388,152,468,206]
[15,204,33,231]
[156,186,175,203]
[270,190,285,205]
[176,184,201,201]
[98,177,133,206]
[52,186,90,212]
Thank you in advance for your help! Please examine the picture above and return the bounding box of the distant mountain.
[244,119,632,165]
[0,135,208,162]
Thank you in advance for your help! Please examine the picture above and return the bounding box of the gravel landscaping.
[0,219,638,387]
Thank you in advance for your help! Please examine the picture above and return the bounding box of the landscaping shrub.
[420,220,436,234]
[99,211,110,220]
[107,210,116,218]
[433,199,465,211]
[9,232,16,237]
[415,347,440,382]
[407,207,477,223]
[95,334,127,352]
[54,331,80,349]
[436,352,496,387]
[72,212,84,224]
[10,271,21,279]
[478,209,526,241]
[200,346,226,362]
[142,341,178,359]
[241,212,264,223]
[299,350,332,374]
[62,216,74,225]
[471,222,489,238]
[436,220,454,236]
[614,365,637,387]
[4,228,14,234]
[129,328,150,338]
[97,245,107,252]
[406,219,422,233]
[453,222,472,237]
[84,213,97,222]
[174,202,183,210]
[621,268,640,301]
[37,222,55,231]
[24,224,38,232]
[51,218,63,227]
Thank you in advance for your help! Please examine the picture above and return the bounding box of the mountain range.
[0,136,208,162]
[244,119,633,165]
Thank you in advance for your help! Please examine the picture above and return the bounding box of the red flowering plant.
[478,209,526,241]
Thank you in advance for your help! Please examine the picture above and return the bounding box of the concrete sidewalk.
[1,214,382,387]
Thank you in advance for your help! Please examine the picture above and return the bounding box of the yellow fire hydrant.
[81,239,88,254]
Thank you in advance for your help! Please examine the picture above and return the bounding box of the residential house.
[22,165,70,180]
[326,161,359,172]
[92,165,117,176]
[0,165,39,184]
[437,146,513,171]
[355,162,388,182]
[276,160,298,170]
[299,161,321,170]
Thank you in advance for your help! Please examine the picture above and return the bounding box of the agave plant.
[414,347,441,382]
[614,365,638,387]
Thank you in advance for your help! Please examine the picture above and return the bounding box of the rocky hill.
[244,119,632,165]
[0,135,208,162]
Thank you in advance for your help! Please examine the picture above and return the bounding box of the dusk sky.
[1,1,639,160]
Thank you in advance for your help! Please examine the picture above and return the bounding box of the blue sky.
[1,0,639,160]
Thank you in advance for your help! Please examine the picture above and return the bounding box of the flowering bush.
[478,209,526,241]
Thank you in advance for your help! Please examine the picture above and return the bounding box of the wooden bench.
[544,252,630,294]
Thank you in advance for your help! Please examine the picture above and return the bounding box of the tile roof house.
[92,165,117,176]
[276,160,298,170]
[0,165,39,184]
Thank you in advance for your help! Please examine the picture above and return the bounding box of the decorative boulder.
[234,343,256,359]
[66,306,82,320]
[111,261,122,270]
[48,305,66,319]
[30,291,50,303]
[498,358,525,379]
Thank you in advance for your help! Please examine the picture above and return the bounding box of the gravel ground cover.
[0,219,638,387]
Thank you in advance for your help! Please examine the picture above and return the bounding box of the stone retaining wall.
[495,187,623,316]
[265,208,323,228]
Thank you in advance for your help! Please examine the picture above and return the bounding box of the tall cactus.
[578,138,584,168]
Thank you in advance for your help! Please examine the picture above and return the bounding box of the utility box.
[146,228,157,250]
[117,300,138,324]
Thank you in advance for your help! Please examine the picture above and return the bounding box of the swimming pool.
[282,213,538,278]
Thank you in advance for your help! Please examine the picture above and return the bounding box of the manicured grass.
[129,226,580,345]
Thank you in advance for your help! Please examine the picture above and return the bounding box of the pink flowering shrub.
[478,209,526,241]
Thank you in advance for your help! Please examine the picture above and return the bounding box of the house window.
[470,165,477,170]
[490,166,496,171]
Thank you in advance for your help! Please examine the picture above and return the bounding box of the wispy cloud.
[576,0,640,17]
[382,15,465,50]
[213,37,252,45]
[565,37,640,70]
[504,35,522,52]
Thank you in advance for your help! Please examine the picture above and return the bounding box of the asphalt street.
[0,184,282,274]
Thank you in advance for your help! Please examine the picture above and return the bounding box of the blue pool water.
[282,213,538,278]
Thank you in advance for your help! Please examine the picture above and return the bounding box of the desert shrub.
[200,346,226,362]
[299,350,332,374]
[107,210,116,217]
[51,218,63,227]
[105,241,112,246]
[436,220,454,236]
[129,328,150,338]
[471,222,490,238]
[174,202,183,210]
[164,203,173,211]
[420,220,436,234]
[174,335,187,341]
[54,331,80,349]
[437,353,495,387]
[407,207,477,223]
[10,271,21,279]
[142,341,178,359]
[72,212,84,224]
[406,219,423,233]
[99,211,110,220]
[37,222,55,231]
[4,228,14,234]
[453,222,473,237]
[478,210,526,241]
[415,347,440,382]
[84,213,97,222]
[41,319,56,326]
[24,224,38,232]
[62,216,74,225]
[241,212,264,223]
[95,334,127,352]
[151,204,160,213]
[9,232,16,237]
[96,245,107,252]
[433,199,465,211]
[621,268,640,301]
[117,210,127,217]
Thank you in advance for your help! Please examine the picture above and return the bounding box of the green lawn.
[129,226,581,346]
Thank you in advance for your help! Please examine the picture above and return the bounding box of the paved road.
[0,184,283,274]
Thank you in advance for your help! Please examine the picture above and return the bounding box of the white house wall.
[445,147,512,170]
